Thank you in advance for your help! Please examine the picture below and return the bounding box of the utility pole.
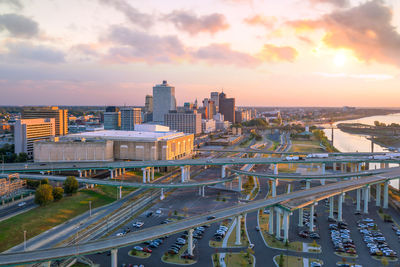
[89,201,92,217]
[23,230,26,251]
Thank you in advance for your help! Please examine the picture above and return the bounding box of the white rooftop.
[67,130,188,142]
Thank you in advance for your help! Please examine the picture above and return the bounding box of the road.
[0,198,36,221]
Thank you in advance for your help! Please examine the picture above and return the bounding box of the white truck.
[306,153,329,158]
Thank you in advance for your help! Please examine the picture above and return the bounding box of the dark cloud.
[193,43,260,67]
[98,0,153,29]
[0,0,23,9]
[106,26,186,63]
[164,10,229,35]
[0,14,39,38]
[3,42,65,63]
[309,0,349,8]
[288,0,400,67]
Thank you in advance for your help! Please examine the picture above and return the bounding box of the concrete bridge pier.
[238,175,242,191]
[201,186,205,197]
[356,189,361,211]
[109,169,114,179]
[146,168,151,183]
[269,207,274,235]
[160,188,165,200]
[282,210,290,242]
[338,193,343,222]
[221,165,226,178]
[235,215,242,245]
[376,184,381,207]
[298,208,303,227]
[111,248,118,267]
[274,164,279,175]
[151,167,155,181]
[275,208,282,239]
[271,179,276,197]
[367,185,371,202]
[142,168,147,183]
[383,181,389,209]
[198,187,201,196]
[188,229,194,255]
[363,186,369,214]
[119,186,122,199]
[78,170,82,178]
[309,204,315,232]
[306,180,311,189]
[321,163,326,185]
[181,166,191,182]
[333,162,337,172]
[83,170,87,177]
[329,196,334,219]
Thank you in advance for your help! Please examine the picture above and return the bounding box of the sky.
[0,0,400,107]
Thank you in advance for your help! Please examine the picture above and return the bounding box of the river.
[323,113,400,189]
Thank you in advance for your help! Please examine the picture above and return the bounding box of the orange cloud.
[257,44,298,62]
[287,0,400,67]
[243,15,276,28]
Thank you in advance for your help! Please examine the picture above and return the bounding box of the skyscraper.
[153,80,176,123]
[145,95,153,113]
[164,110,202,134]
[104,106,121,130]
[219,92,235,123]
[120,107,142,131]
[202,98,215,120]
[21,106,68,136]
[210,92,219,113]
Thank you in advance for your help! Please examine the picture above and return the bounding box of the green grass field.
[0,188,115,252]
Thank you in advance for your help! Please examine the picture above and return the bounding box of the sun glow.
[333,52,347,67]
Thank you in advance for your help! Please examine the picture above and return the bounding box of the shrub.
[35,184,53,206]
[52,187,64,201]
[63,176,78,195]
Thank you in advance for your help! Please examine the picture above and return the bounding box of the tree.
[41,178,49,185]
[15,153,28,163]
[381,256,389,266]
[52,187,64,201]
[278,254,284,267]
[35,184,53,206]
[63,176,78,195]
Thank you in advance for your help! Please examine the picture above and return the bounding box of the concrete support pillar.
[309,204,315,232]
[283,211,290,242]
[271,179,276,197]
[111,249,118,267]
[119,186,122,199]
[269,207,274,235]
[122,168,126,174]
[89,169,92,176]
[110,169,114,179]
[238,175,242,191]
[356,189,361,211]
[274,164,279,175]
[147,168,151,182]
[235,215,242,245]
[188,229,194,256]
[160,188,165,200]
[368,185,371,202]
[83,170,87,177]
[198,187,201,196]
[364,186,369,214]
[333,162,337,171]
[221,165,226,178]
[338,193,343,222]
[329,196,334,219]
[186,166,190,180]
[78,170,82,178]
[275,209,281,239]
[320,163,325,184]
[298,208,303,227]
[383,181,389,209]
[306,180,311,189]
[376,183,381,207]
[181,166,185,183]
[385,163,389,168]
[142,168,146,183]
[151,167,154,181]
[114,169,118,178]
[202,186,205,197]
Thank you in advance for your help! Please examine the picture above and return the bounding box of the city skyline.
[1,0,400,106]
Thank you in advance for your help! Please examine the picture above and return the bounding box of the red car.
[143,247,152,253]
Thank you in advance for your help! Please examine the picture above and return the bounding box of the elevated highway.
[1,156,399,174]
[1,167,400,265]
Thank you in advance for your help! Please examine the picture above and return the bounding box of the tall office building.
[202,98,215,120]
[219,92,235,123]
[145,95,153,113]
[14,118,55,157]
[153,80,176,123]
[21,106,68,136]
[104,106,121,130]
[210,92,219,113]
[164,110,202,134]
[120,107,142,131]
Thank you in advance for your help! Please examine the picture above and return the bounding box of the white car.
[134,221,144,228]
[116,232,124,237]
[18,202,26,207]
[155,209,162,215]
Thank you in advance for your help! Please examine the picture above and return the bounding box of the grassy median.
[0,189,115,252]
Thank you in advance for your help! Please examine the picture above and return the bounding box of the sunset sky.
[1,0,400,107]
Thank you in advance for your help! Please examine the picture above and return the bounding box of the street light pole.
[2,155,4,174]
[89,200,92,217]
[23,230,26,251]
